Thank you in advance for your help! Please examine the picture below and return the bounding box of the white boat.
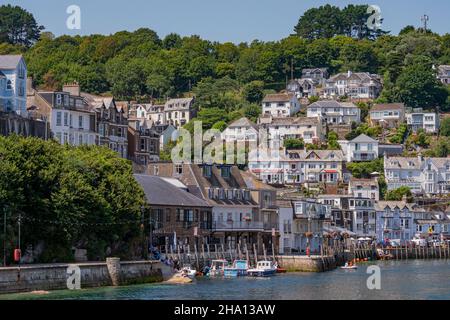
[180,265,197,277]
[208,259,228,277]
[247,261,277,277]
[341,262,358,270]
[224,260,249,277]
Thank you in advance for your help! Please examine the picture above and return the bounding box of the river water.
[2,260,449,300]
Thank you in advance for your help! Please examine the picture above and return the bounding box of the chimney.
[347,70,352,78]
[63,81,80,96]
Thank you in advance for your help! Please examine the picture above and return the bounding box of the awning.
[323,170,338,174]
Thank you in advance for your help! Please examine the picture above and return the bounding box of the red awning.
[324,170,338,174]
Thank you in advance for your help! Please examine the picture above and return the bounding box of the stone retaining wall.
[276,255,337,272]
[0,259,163,295]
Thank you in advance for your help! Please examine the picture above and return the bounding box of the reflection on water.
[2,260,449,300]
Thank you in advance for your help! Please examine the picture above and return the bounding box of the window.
[6,80,12,90]
[203,165,212,177]
[64,113,68,126]
[56,94,62,105]
[56,112,62,126]
[221,166,230,178]
[175,164,183,175]
[140,138,146,151]
[78,116,83,129]
[78,134,83,145]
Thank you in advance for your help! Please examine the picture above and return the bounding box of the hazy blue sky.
[6,0,450,43]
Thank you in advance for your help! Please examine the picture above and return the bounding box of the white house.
[406,110,440,134]
[258,115,324,146]
[287,78,317,99]
[384,154,450,196]
[34,90,99,146]
[349,197,377,238]
[222,117,259,143]
[323,71,382,100]
[248,149,345,186]
[343,134,379,162]
[375,201,420,243]
[369,103,405,128]
[164,97,195,128]
[261,93,301,117]
[301,68,329,85]
[437,65,450,85]
[348,178,379,201]
[0,55,27,116]
[307,100,361,125]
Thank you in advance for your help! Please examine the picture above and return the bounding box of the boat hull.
[247,269,277,277]
[224,269,248,277]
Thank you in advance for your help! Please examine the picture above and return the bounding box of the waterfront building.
[307,100,361,125]
[261,93,301,117]
[369,103,405,128]
[147,162,278,252]
[0,55,27,116]
[134,174,213,248]
[375,201,419,242]
[384,154,450,196]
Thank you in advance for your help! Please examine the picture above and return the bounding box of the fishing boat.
[224,260,249,277]
[274,262,287,273]
[208,259,228,277]
[180,265,197,277]
[247,261,277,277]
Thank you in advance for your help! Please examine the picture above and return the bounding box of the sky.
[5,0,450,43]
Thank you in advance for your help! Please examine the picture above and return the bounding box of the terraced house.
[248,149,345,187]
[384,154,450,196]
[27,83,99,146]
[147,162,279,252]
[307,100,361,125]
[322,71,382,100]
[0,55,27,115]
[164,97,195,128]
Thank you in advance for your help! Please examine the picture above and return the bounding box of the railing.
[212,221,264,231]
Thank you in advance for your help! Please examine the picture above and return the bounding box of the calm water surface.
[2,260,449,300]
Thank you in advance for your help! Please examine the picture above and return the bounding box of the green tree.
[385,186,413,202]
[242,81,265,104]
[0,4,44,47]
[284,138,305,150]
[440,117,450,137]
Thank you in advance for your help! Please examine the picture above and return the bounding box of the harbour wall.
[276,255,337,272]
[0,258,165,295]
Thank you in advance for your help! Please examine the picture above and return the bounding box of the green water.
[2,260,449,300]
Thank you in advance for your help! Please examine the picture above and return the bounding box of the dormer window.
[221,166,230,178]
[203,165,212,177]
[56,94,62,105]
[6,80,12,90]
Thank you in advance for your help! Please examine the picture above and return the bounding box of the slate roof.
[164,97,194,110]
[134,174,210,207]
[371,103,405,112]
[351,134,378,143]
[265,116,320,126]
[308,100,358,109]
[384,156,450,170]
[227,117,258,129]
[374,201,419,212]
[0,55,23,69]
[262,93,295,103]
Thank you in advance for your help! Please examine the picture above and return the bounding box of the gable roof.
[308,100,357,109]
[262,93,295,103]
[134,174,210,207]
[374,201,418,212]
[351,134,377,143]
[227,117,257,129]
[371,103,405,112]
[0,55,24,70]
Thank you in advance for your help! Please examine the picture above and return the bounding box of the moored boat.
[208,259,228,277]
[180,265,197,278]
[247,261,277,277]
[224,260,249,277]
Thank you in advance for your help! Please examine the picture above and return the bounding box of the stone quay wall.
[0,259,164,295]
[276,255,337,272]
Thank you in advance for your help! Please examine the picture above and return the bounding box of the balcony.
[212,221,264,232]
[352,151,376,161]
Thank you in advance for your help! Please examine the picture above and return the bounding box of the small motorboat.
[224,260,249,277]
[208,259,228,277]
[274,262,287,273]
[340,262,358,270]
[247,261,277,277]
[180,265,197,278]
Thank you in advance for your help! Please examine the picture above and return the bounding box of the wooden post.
[194,244,199,271]
[253,243,258,266]
[228,242,233,261]
[272,242,276,262]
[262,243,267,261]
[221,243,225,260]
[245,243,250,265]
[214,244,218,259]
